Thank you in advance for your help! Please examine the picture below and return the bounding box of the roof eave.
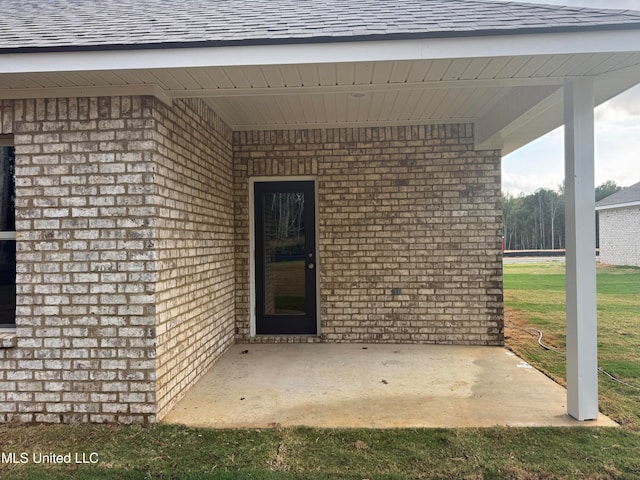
[596,200,640,211]
[2,22,640,55]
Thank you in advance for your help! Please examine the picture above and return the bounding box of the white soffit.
[487,74,640,155]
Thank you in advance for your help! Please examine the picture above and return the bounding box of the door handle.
[307,263,315,270]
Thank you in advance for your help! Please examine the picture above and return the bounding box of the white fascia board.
[595,201,640,211]
[2,29,640,74]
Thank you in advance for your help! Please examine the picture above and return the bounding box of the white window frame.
[0,137,16,332]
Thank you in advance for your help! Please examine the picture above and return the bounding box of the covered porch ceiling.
[2,38,640,155]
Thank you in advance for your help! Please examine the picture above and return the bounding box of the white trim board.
[596,201,640,211]
[3,30,640,74]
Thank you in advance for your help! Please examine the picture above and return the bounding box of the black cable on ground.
[533,328,564,355]
[512,325,640,392]
[598,367,640,392]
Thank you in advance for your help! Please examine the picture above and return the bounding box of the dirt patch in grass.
[504,306,567,387]
[504,306,539,347]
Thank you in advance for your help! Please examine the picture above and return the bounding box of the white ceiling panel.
[354,63,375,85]
[460,58,491,81]
[387,62,413,83]
[406,61,430,83]
[530,54,572,77]
[184,68,215,89]
[201,86,509,129]
[494,57,531,79]
[335,93,348,124]
[407,90,438,121]
[512,55,553,79]
[564,54,602,77]
[241,67,269,88]
[259,65,287,88]
[547,54,596,77]
[591,53,640,75]
[377,91,400,122]
[298,65,320,87]
[370,62,394,84]
[445,88,476,119]
[468,87,511,119]
[475,57,512,80]
[316,64,337,86]
[442,59,471,81]
[366,91,385,122]
[405,90,430,120]
[336,63,355,86]
[201,68,234,89]
[34,72,75,88]
[0,73,45,89]
[166,70,203,90]
[222,67,252,89]
[124,69,164,87]
[0,52,638,153]
[311,95,326,123]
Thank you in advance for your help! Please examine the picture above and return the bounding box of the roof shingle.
[596,181,640,209]
[2,0,640,52]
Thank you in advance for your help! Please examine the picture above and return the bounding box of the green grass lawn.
[504,263,640,430]
[1,263,640,479]
[1,423,639,479]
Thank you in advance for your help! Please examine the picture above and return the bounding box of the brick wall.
[234,125,504,345]
[0,96,238,423]
[0,97,158,423]
[599,206,640,267]
[0,97,504,424]
[151,98,235,420]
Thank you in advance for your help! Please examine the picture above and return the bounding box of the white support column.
[564,78,598,421]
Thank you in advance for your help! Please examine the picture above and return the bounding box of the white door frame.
[248,176,320,337]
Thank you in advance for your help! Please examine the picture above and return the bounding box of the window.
[0,139,15,329]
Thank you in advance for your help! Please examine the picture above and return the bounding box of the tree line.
[503,180,621,251]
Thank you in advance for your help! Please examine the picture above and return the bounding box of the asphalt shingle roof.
[2,0,640,52]
[596,181,640,209]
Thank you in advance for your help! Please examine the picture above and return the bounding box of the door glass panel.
[262,192,306,315]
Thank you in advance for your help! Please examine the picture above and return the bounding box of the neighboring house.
[596,181,640,267]
[0,0,639,424]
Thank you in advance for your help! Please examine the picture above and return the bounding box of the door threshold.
[246,335,323,344]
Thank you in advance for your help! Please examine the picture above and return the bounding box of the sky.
[502,0,640,195]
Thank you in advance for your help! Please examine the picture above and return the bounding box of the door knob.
[307,263,315,270]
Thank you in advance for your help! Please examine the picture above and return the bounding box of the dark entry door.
[254,181,317,335]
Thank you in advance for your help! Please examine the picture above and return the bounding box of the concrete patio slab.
[162,344,618,429]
